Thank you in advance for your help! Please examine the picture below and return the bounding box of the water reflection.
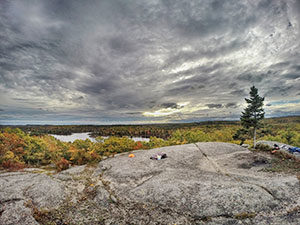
[50,133,96,142]
[50,133,150,143]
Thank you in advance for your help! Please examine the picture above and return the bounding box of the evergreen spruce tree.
[240,86,265,147]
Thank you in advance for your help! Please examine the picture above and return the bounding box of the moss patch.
[234,212,256,220]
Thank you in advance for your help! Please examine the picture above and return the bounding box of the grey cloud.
[230,89,247,96]
[228,83,238,89]
[167,84,205,96]
[0,0,299,124]
[160,103,182,109]
[108,36,136,54]
[284,74,300,79]
[176,75,210,87]
[125,112,142,115]
[257,0,273,9]
[270,61,291,69]
[206,104,223,109]
[225,103,238,108]
[78,78,118,95]
[163,41,245,71]
[146,101,157,109]
[270,109,300,118]
[237,73,268,83]
[12,98,27,101]
[183,63,228,77]
[163,0,257,39]
[264,85,294,97]
[292,65,300,71]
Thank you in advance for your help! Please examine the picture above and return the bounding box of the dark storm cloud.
[0,0,299,124]
[160,103,182,109]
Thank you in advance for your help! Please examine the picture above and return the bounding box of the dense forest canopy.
[1,116,300,171]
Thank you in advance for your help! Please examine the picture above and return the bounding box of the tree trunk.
[253,127,256,148]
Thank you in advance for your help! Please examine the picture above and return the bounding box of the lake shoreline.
[49,132,150,143]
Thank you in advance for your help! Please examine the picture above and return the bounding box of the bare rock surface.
[0,142,299,224]
[0,171,66,224]
[96,142,300,224]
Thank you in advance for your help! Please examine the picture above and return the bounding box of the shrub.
[255,144,272,152]
[55,158,70,171]
[1,160,25,171]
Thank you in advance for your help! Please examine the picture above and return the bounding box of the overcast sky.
[0,0,300,125]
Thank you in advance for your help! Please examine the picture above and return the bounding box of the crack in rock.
[132,170,163,189]
[0,198,24,205]
[194,144,279,201]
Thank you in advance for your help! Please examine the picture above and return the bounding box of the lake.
[50,132,150,143]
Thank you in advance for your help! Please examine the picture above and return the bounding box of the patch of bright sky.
[143,102,209,117]
[171,75,194,83]
[169,58,210,74]
[270,100,300,105]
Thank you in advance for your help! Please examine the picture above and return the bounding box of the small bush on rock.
[255,144,272,152]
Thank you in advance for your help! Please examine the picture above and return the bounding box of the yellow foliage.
[4,151,15,160]
[1,119,300,171]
